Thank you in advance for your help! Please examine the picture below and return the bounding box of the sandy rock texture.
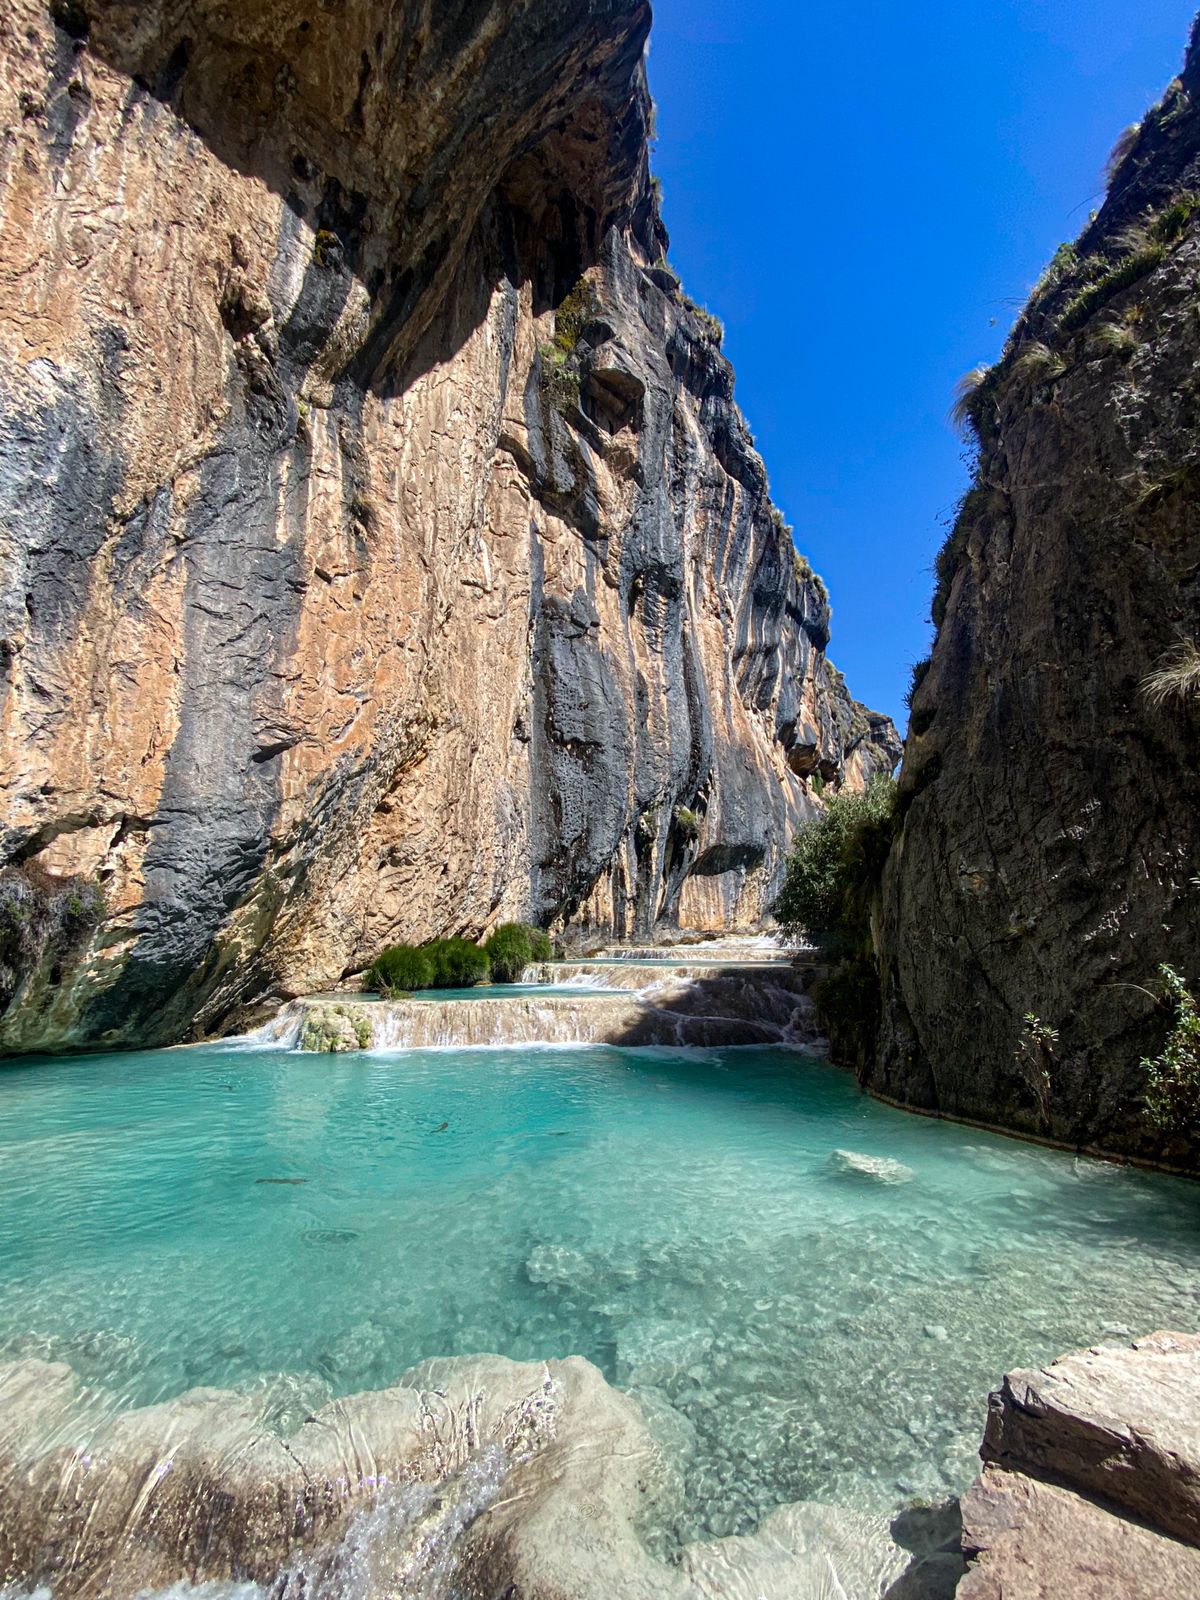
[872,19,1200,1161]
[0,0,897,1052]
[955,1333,1200,1599]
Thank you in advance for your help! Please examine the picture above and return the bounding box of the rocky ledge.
[3,1332,1197,1598]
[0,1354,906,1600]
[950,1331,1200,1599]
[279,962,819,1052]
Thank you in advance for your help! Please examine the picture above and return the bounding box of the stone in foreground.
[956,1332,1200,1598]
[959,1466,1200,1600]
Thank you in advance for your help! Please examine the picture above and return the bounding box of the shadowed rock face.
[0,0,896,1052]
[872,21,1200,1163]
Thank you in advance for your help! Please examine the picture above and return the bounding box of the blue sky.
[646,0,1197,728]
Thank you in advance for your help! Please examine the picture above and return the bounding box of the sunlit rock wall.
[0,0,896,1050]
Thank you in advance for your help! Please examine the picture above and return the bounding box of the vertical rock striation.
[0,0,896,1051]
[873,22,1200,1163]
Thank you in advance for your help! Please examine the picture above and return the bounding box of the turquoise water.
[2,1041,1200,1547]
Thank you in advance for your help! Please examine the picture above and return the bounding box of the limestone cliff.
[0,0,896,1051]
[872,22,1200,1162]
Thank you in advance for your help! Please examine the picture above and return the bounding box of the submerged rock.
[0,1354,681,1599]
[0,1354,904,1600]
[831,1149,916,1184]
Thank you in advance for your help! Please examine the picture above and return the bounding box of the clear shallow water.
[2,1042,1200,1547]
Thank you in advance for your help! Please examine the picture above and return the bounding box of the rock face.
[872,21,1200,1161]
[956,1332,1200,1599]
[0,0,896,1053]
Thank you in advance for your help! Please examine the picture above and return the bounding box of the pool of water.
[2,1041,1199,1549]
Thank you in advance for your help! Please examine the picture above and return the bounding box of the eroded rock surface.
[0,1354,902,1600]
[955,1333,1200,1599]
[872,20,1200,1162]
[0,0,896,1053]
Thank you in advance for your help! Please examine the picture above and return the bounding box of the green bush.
[424,937,490,988]
[483,922,553,981]
[1142,965,1200,1135]
[775,779,896,955]
[484,923,535,983]
[365,943,435,995]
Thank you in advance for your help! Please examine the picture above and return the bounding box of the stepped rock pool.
[3,1040,1200,1552]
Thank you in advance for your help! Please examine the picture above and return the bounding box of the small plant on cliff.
[775,778,896,955]
[1014,1013,1058,1126]
[1089,320,1139,358]
[1060,242,1166,332]
[1105,122,1143,189]
[538,343,581,412]
[1141,965,1200,1135]
[553,279,597,355]
[0,866,104,1013]
[949,365,992,436]
[365,943,435,995]
[1141,641,1200,708]
[1012,341,1067,383]
[673,805,702,840]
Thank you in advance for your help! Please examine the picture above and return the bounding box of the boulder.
[980,1330,1200,1547]
[955,1332,1200,1598]
[959,1465,1200,1600]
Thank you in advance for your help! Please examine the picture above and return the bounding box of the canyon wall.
[0,0,896,1051]
[872,23,1200,1163]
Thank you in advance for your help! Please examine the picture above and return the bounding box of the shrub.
[1141,641,1200,708]
[365,943,435,995]
[775,778,896,955]
[528,926,553,962]
[424,937,490,988]
[1142,965,1200,1135]
[484,923,535,983]
[673,805,701,839]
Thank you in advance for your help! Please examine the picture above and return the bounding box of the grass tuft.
[1141,641,1200,709]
